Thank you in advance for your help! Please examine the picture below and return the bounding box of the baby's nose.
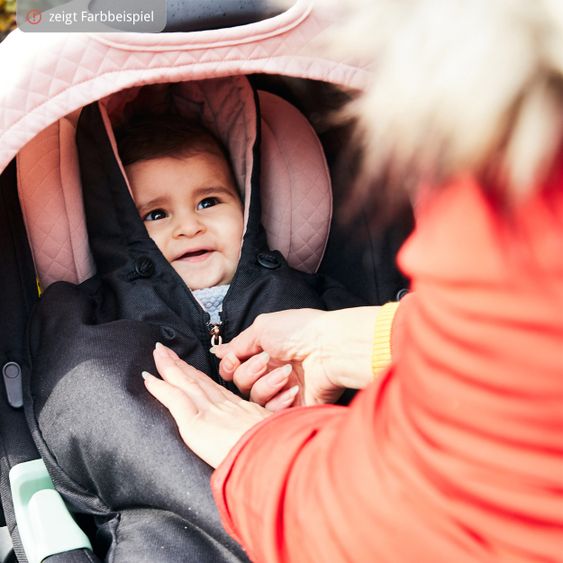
[173,212,205,237]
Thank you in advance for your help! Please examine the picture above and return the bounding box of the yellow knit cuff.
[372,301,400,377]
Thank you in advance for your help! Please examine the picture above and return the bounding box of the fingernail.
[279,385,299,404]
[268,364,292,386]
[287,385,299,396]
[222,352,238,373]
[251,351,269,374]
[141,371,153,380]
[209,345,224,356]
[155,343,177,359]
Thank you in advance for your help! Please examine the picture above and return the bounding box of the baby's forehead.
[127,152,242,201]
[176,149,242,199]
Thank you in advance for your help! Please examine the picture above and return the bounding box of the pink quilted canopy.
[0,0,370,173]
[1,0,370,285]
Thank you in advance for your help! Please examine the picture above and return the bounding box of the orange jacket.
[212,174,563,562]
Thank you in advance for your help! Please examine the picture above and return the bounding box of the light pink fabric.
[1,0,364,287]
[16,78,332,287]
[0,0,369,173]
[259,91,332,273]
[17,118,95,287]
[100,78,257,224]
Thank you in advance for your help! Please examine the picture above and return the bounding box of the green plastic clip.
[9,459,92,563]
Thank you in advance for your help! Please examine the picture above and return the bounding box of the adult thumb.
[210,322,263,361]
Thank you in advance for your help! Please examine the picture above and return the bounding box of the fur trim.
[316,0,563,199]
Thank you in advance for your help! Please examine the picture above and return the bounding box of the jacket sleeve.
[210,301,416,563]
[211,386,394,563]
[372,293,414,374]
[211,363,458,563]
[211,175,563,563]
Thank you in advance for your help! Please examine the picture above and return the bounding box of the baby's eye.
[197,197,219,210]
[142,209,167,222]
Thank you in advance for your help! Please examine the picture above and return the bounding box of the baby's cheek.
[145,229,166,255]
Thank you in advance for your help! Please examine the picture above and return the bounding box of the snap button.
[256,252,281,270]
[134,256,155,278]
[161,326,176,340]
[396,288,409,301]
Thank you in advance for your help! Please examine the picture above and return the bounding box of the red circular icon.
[26,9,42,25]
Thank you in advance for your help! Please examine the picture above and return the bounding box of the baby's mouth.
[176,249,213,263]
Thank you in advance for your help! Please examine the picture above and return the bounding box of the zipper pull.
[209,323,222,347]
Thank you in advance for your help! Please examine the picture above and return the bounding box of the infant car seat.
[0,1,411,561]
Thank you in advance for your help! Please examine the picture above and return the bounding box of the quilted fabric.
[17,119,94,288]
[260,91,332,273]
[100,77,257,223]
[16,80,333,287]
[0,0,370,172]
[1,0,370,285]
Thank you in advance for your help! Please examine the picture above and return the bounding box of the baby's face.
[127,152,244,291]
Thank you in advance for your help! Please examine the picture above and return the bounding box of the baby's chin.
[174,267,233,292]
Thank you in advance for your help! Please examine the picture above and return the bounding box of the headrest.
[17,78,332,289]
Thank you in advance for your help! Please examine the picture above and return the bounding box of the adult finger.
[214,352,241,382]
[210,315,268,366]
[143,371,197,420]
[264,385,299,412]
[248,364,292,405]
[153,344,227,403]
[229,351,271,396]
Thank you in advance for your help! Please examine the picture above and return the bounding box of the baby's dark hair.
[115,113,231,167]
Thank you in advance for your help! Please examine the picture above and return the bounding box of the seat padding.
[17,78,332,288]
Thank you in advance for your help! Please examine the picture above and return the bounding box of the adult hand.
[211,307,378,408]
[143,343,271,469]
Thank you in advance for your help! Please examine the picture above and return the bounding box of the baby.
[119,116,244,329]
[25,106,362,562]
[122,118,243,291]
[117,114,363,344]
